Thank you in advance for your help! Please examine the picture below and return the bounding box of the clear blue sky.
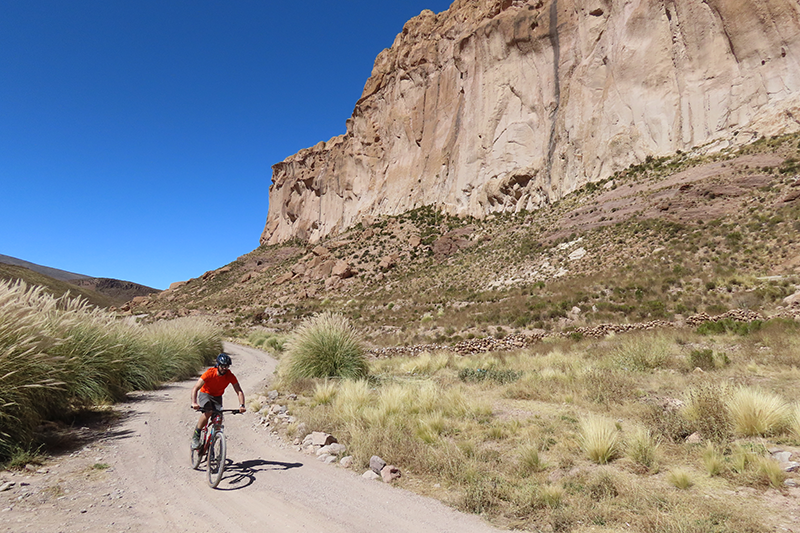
[0,1,453,290]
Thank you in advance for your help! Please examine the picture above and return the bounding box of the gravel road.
[1,342,504,533]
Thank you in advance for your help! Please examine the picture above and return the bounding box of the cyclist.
[190,353,246,449]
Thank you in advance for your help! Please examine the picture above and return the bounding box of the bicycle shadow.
[214,458,303,490]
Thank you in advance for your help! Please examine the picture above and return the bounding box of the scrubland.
[269,313,800,532]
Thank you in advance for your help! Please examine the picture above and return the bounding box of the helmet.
[216,353,232,367]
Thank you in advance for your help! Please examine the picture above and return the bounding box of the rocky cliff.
[262,0,800,245]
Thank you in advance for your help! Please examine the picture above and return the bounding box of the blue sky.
[0,1,453,290]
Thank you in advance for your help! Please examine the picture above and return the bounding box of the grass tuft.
[728,386,791,437]
[281,312,367,383]
[580,415,621,464]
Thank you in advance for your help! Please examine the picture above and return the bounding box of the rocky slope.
[263,0,800,245]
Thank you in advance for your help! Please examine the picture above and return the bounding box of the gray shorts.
[198,391,223,412]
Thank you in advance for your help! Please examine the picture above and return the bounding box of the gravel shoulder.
[0,342,504,533]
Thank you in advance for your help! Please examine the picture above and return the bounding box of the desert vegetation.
[0,279,221,465]
[272,315,800,532]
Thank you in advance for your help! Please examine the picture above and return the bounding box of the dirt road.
[1,343,504,533]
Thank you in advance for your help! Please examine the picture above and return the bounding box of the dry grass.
[269,317,800,532]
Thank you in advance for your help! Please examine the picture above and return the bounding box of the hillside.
[0,260,159,308]
[132,133,800,341]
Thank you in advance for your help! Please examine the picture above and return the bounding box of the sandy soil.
[0,343,503,533]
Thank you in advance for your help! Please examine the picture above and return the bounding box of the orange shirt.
[199,367,239,397]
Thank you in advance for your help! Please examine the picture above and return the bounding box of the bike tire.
[190,428,206,470]
[207,431,226,488]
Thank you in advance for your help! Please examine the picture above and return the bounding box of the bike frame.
[191,407,241,488]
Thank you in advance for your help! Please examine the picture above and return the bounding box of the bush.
[281,312,367,383]
[682,384,733,442]
[687,348,715,371]
[458,368,521,384]
[696,319,763,336]
[626,427,659,472]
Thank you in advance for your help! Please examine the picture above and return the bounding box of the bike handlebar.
[192,407,244,414]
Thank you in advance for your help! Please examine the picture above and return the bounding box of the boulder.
[381,465,402,483]
[332,260,355,279]
[362,470,381,481]
[369,455,387,474]
[311,432,337,446]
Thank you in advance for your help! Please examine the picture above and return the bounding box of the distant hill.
[0,255,159,307]
[0,254,90,281]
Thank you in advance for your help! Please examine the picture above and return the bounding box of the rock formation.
[262,0,800,245]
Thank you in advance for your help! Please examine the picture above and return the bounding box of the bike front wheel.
[207,432,227,488]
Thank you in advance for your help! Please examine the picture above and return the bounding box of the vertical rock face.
[262,0,800,245]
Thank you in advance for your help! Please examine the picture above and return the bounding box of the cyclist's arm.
[191,378,205,410]
[233,382,245,412]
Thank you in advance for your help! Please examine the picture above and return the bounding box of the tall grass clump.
[142,317,221,382]
[580,415,621,464]
[281,312,367,384]
[728,387,791,437]
[0,279,221,463]
[611,333,672,371]
[682,383,732,442]
[626,427,659,472]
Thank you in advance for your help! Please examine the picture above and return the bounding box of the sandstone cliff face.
[262,0,800,245]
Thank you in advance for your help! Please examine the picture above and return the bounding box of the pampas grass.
[0,279,221,463]
[281,312,367,383]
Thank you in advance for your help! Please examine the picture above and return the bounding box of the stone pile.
[366,309,800,358]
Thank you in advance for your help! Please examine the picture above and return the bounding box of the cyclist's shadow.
[215,458,303,490]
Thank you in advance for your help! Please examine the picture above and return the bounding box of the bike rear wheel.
[207,432,226,488]
[190,428,206,470]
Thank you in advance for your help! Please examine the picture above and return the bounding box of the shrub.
[696,319,763,336]
[281,312,367,383]
[581,415,621,464]
[682,384,733,442]
[728,387,791,437]
[458,368,522,384]
[687,348,715,370]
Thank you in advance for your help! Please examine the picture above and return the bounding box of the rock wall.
[262,0,800,245]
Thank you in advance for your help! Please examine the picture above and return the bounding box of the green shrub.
[687,348,715,370]
[696,319,763,336]
[458,368,522,384]
[281,312,367,383]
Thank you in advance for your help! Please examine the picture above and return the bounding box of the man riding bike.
[190,353,246,449]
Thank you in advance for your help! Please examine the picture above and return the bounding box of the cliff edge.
[262,0,800,245]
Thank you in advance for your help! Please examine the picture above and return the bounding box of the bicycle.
[190,407,242,488]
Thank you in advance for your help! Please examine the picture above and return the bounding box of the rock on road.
[1,342,505,533]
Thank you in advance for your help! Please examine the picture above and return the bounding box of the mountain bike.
[190,407,242,488]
